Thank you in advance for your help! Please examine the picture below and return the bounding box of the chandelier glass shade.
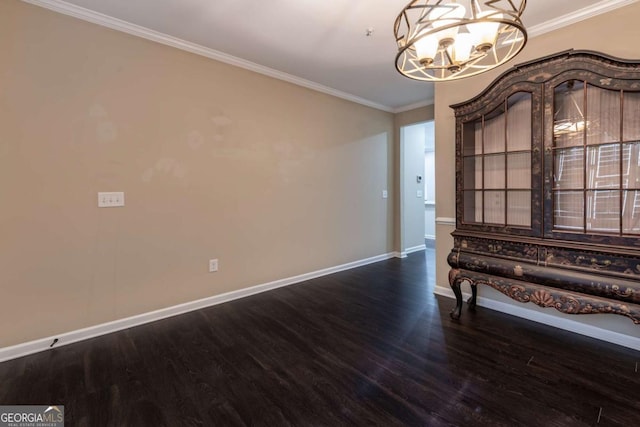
[394,1,527,81]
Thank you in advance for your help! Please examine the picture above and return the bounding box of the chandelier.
[394,1,527,81]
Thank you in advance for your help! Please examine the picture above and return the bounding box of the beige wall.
[0,0,395,347]
[434,3,640,336]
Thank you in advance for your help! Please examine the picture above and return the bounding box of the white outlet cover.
[209,259,218,272]
[98,192,125,207]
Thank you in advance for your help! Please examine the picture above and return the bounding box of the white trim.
[393,99,434,114]
[404,244,426,254]
[22,0,639,115]
[0,252,395,363]
[394,251,408,258]
[433,286,640,351]
[528,0,639,37]
[435,217,456,226]
[424,234,436,240]
[20,0,393,113]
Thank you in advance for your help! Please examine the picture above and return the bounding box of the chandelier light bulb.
[415,33,440,65]
[452,32,474,63]
[468,11,503,53]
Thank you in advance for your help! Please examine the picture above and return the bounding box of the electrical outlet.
[209,259,218,272]
[382,190,388,199]
[98,192,125,207]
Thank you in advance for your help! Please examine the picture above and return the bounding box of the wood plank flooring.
[1,249,639,426]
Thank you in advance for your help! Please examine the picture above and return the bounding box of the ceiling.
[27,0,637,112]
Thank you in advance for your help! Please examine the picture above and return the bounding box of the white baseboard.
[0,252,396,363]
[433,286,640,351]
[393,251,407,258]
[404,244,426,255]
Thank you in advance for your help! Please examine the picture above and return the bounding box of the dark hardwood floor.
[1,248,639,426]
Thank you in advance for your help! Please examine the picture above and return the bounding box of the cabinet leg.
[449,269,463,319]
[468,283,477,310]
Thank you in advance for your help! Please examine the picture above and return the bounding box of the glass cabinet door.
[622,92,640,234]
[461,92,533,230]
[551,79,640,236]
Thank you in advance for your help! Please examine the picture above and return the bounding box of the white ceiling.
[26,0,638,111]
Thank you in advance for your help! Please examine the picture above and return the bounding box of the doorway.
[400,120,436,257]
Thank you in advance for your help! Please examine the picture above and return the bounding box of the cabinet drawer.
[454,236,538,263]
[543,247,640,280]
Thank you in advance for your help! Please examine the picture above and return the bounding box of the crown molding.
[21,0,394,113]
[393,98,435,114]
[21,0,640,115]
[528,0,639,37]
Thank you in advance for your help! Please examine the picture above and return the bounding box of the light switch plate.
[98,192,125,207]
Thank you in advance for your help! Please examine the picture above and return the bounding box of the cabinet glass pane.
[623,190,640,234]
[484,109,505,154]
[554,81,585,148]
[586,144,620,189]
[586,190,620,233]
[463,122,482,156]
[554,147,584,189]
[463,156,482,189]
[623,142,640,189]
[623,92,640,141]
[507,92,532,152]
[484,191,505,224]
[507,191,531,226]
[484,154,505,189]
[586,84,620,145]
[554,191,584,230]
[463,191,483,223]
[507,152,531,188]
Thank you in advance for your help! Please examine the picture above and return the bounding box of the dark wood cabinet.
[448,50,640,324]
